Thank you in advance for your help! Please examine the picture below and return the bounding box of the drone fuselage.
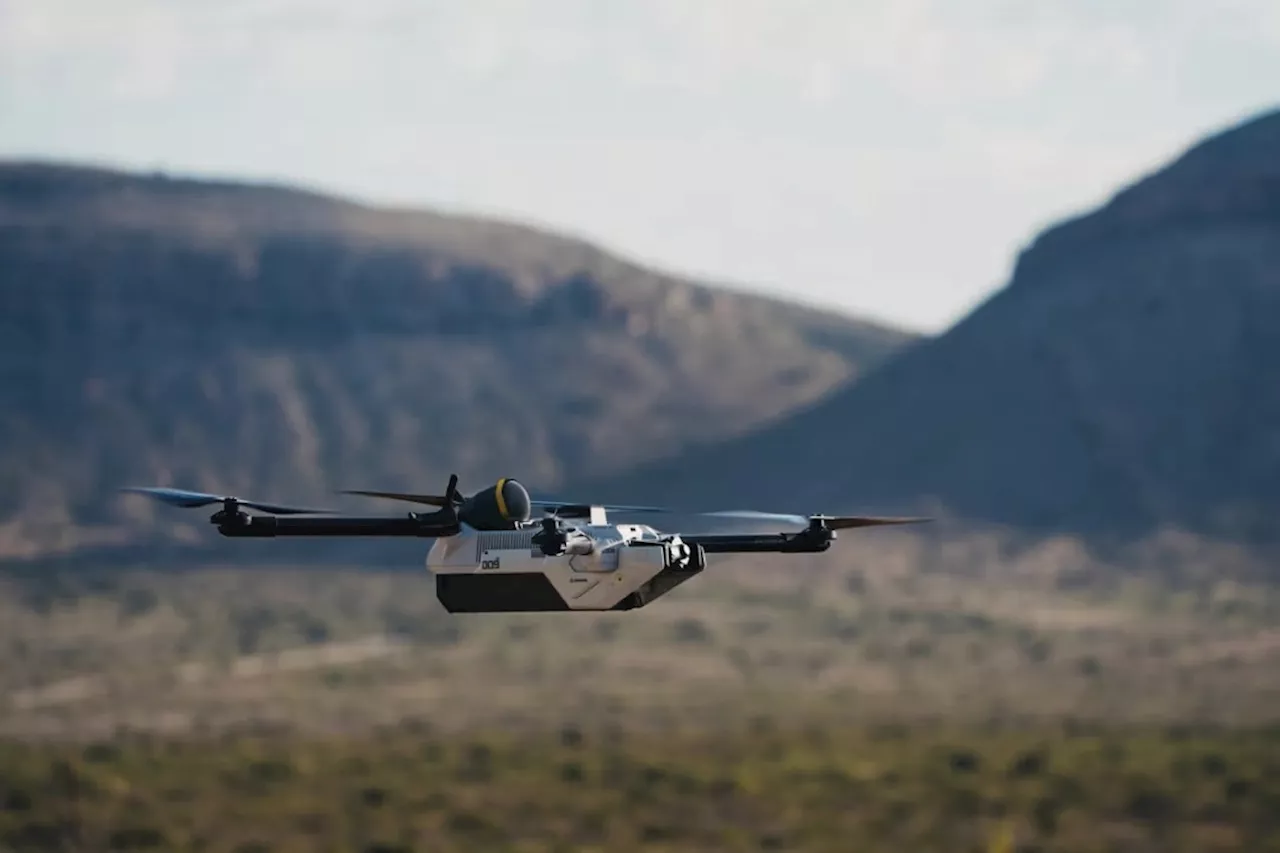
[427,522,707,612]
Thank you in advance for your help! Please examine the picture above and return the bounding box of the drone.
[121,475,928,613]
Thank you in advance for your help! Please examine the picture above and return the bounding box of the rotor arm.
[215,514,460,538]
[681,530,833,554]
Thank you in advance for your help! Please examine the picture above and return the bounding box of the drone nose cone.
[499,478,532,522]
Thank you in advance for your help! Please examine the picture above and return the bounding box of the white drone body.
[427,510,707,612]
[121,475,928,613]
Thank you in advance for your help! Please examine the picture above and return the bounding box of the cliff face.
[592,109,1280,549]
[0,163,914,562]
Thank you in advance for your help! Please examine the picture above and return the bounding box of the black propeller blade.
[338,474,462,510]
[338,489,451,507]
[816,515,932,530]
[339,489,668,517]
[120,487,334,515]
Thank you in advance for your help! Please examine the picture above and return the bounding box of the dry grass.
[3,527,1278,739]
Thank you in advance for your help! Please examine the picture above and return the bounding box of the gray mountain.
[0,162,915,563]
[590,108,1280,548]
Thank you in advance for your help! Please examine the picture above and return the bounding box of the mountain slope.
[589,108,1280,548]
[0,162,916,562]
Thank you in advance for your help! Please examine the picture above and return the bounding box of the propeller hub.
[532,515,567,556]
[210,500,249,527]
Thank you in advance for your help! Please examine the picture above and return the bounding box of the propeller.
[334,493,668,517]
[696,509,931,530]
[529,500,669,516]
[340,475,462,510]
[120,487,334,515]
[338,489,451,508]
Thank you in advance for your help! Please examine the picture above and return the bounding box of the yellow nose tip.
[494,478,509,519]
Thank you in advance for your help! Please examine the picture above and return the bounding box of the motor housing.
[459,478,532,529]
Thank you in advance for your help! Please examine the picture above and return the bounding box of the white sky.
[2,0,1278,332]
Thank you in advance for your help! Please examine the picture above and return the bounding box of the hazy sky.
[2,1,1278,332]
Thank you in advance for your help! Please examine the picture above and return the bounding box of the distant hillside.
[590,108,1280,550]
[0,163,915,562]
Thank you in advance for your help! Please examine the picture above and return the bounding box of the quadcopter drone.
[122,476,928,613]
